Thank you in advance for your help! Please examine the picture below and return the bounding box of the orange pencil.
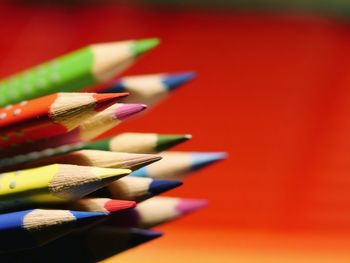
[0,103,146,160]
[0,92,128,149]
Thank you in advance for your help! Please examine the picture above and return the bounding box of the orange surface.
[107,227,350,263]
[2,2,350,261]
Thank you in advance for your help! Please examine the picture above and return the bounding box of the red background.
[2,2,350,261]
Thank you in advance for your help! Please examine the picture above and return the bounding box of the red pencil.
[65,198,136,214]
[0,92,128,149]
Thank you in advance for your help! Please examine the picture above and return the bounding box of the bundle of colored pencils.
[0,38,226,262]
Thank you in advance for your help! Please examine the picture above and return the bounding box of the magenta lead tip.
[103,197,208,229]
[114,103,147,120]
[176,199,208,215]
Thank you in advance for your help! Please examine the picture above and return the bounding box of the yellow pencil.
[0,164,131,212]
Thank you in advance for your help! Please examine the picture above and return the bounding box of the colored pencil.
[105,197,207,228]
[65,198,136,214]
[131,151,227,179]
[102,71,195,106]
[84,132,192,153]
[0,132,192,167]
[90,176,183,202]
[0,164,131,211]
[2,150,161,172]
[0,103,146,162]
[0,92,127,149]
[73,102,147,141]
[0,209,106,252]
[1,227,162,262]
[0,38,159,106]
[35,102,147,147]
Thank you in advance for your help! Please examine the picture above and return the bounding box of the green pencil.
[84,132,192,153]
[0,38,159,106]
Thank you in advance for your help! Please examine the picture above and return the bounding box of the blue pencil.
[1,227,162,262]
[131,151,227,179]
[103,72,196,106]
[0,209,105,252]
[90,176,182,202]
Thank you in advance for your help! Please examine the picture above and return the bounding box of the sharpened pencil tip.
[93,92,130,110]
[127,154,162,170]
[130,167,147,177]
[114,103,147,120]
[129,229,163,247]
[176,199,208,215]
[104,200,136,213]
[156,134,192,152]
[94,92,129,101]
[93,167,132,179]
[191,152,227,171]
[132,38,160,57]
[149,179,183,195]
[106,80,125,93]
[162,72,196,91]
[70,210,106,220]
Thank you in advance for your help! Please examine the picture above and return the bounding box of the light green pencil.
[0,38,159,106]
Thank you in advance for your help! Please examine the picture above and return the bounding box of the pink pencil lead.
[176,199,208,215]
[115,104,147,120]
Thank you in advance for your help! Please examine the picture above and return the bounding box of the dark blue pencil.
[0,209,105,252]
[0,227,162,262]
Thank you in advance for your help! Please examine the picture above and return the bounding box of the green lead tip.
[132,38,160,57]
[84,138,111,151]
[156,134,192,152]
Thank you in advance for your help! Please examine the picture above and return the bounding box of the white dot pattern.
[0,112,6,120]
[12,108,21,116]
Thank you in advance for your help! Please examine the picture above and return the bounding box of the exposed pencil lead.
[149,179,183,195]
[132,38,160,56]
[128,229,163,247]
[176,199,208,214]
[191,152,228,170]
[162,72,196,91]
[156,134,192,152]
[114,103,147,120]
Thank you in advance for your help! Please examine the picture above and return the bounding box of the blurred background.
[3,0,350,262]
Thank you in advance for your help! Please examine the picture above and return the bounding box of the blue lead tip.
[162,71,196,91]
[191,152,228,171]
[70,211,106,221]
[129,229,163,247]
[149,179,183,195]
[104,80,125,93]
[130,167,148,177]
